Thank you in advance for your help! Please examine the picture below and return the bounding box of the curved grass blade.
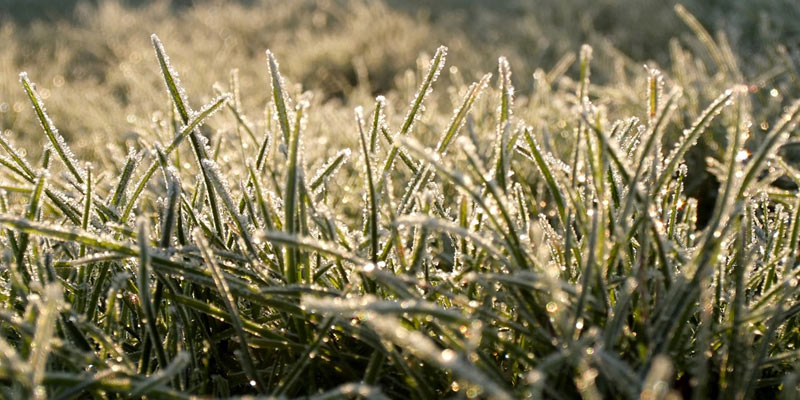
[194,229,266,392]
[151,34,224,238]
[653,87,736,195]
[377,46,447,191]
[737,99,800,198]
[137,219,169,373]
[119,93,231,223]
[130,352,190,398]
[19,73,85,184]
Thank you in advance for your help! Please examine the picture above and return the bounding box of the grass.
[1,1,800,399]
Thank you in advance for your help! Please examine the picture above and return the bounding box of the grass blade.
[151,34,225,238]
[19,73,85,184]
[194,229,266,392]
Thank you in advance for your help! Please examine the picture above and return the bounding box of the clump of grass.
[1,11,800,399]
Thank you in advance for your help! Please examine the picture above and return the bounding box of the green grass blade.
[523,127,567,223]
[356,107,379,265]
[137,218,169,372]
[0,132,35,181]
[309,149,351,191]
[377,46,447,191]
[653,87,736,195]
[130,352,190,398]
[737,99,800,198]
[201,159,259,258]
[194,229,266,392]
[266,50,293,145]
[119,93,231,223]
[19,73,85,185]
[151,34,225,238]
[30,284,62,400]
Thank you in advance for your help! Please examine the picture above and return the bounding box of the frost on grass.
[366,314,512,400]
[266,49,295,145]
[201,159,241,222]
[435,73,491,154]
[310,148,351,191]
[0,131,35,179]
[369,95,387,154]
[3,24,800,400]
[151,34,193,117]
[399,45,447,136]
[19,72,86,184]
[180,94,231,139]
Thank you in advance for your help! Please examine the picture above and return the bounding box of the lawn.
[1,0,800,398]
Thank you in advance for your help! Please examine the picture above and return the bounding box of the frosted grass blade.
[30,284,62,400]
[151,34,224,238]
[137,218,168,372]
[653,87,736,194]
[737,99,800,198]
[119,93,231,223]
[356,107,379,265]
[194,229,266,392]
[201,159,259,258]
[267,50,293,144]
[20,73,85,184]
[377,46,447,191]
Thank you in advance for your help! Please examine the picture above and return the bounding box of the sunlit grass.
[1,3,800,399]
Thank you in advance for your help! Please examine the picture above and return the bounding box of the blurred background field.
[2,0,799,141]
[1,0,799,217]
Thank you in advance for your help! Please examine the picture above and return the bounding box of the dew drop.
[440,349,456,362]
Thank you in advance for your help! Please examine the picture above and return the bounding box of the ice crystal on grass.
[310,148,350,192]
[20,73,86,184]
[399,46,447,136]
[2,18,800,400]
[150,35,192,117]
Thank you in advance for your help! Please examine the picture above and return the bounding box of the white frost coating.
[200,159,256,253]
[399,46,447,136]
[436,73,491,154]
[193,133,214,161]
[186,94,231,131]
[659,88,734,187]
[150,34,193,116]
[266,50,296,141]
[497,57,514,124]
[0,131,35,178]
[118,147,143,203]
[201,159,238,217]
[0,154,26,177]
[362,313,512,400]
[310,149,351,190]
[165,166,182,201]
[370,96,387,155]
[126,146,143,165]
[19,72,86,183]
